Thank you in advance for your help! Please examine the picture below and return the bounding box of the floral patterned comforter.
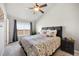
[19,34,61,56]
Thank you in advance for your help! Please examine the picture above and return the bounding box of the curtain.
[13,20,18,42]
[30,22,32,35]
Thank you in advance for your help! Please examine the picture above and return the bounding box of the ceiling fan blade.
[35,3,39,6]
[39,10,44,13]
[29,7,34,9]
[40,4,47,7]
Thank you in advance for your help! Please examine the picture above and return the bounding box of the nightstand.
[61,38,74,55]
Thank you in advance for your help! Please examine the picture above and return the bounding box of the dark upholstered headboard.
[42,26,62,39]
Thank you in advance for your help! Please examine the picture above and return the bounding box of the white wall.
[0,4,7,55]
[8,18,14,43]
[0,22,5,56]
[36,4,79,50]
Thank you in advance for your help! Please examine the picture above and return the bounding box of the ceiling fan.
[28,3,47,14]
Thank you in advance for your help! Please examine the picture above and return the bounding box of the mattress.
[19,34,61,56]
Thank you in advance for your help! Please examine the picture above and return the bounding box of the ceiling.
[5,3,56,21]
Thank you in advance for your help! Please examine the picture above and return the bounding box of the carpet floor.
[3,42,26,56]
[3,41,79,56]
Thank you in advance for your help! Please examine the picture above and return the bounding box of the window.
[17,21,30,36]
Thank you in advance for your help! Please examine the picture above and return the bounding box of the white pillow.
[40,30,47,36]
[46,30,57,37]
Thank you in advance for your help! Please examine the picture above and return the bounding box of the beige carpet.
[74,50,79,56]
[3,41,79,56]
[54,50,72,56]
[3,42,26,56]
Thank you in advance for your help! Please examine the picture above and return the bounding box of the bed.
[19,26,62,56]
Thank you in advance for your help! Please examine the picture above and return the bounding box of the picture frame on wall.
[0,7,4,28]
[0,7,4,22]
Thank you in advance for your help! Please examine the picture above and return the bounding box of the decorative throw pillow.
[40,30,47,36]
[46,30,57,37]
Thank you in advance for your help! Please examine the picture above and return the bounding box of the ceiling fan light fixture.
[34,7,40,12]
